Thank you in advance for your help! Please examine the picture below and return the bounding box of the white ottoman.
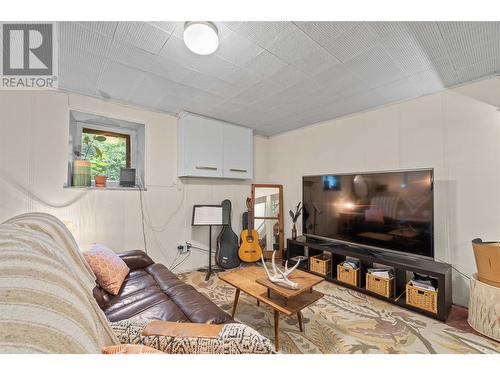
[468,273,500,342]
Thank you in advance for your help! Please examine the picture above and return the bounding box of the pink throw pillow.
[365,208,385,223]
[83,244,130,295]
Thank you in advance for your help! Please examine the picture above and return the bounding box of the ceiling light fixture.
[183,22,219,55]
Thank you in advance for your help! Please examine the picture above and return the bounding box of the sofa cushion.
[84,244,129,295]
[97,269,190,322]
[96,256,232,325]
[117,249,155,271]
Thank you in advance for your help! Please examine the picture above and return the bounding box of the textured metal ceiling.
[57,21,500,136]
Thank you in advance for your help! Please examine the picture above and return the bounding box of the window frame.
[68,111,146,189]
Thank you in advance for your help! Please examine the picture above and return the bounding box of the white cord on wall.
[0,170,87,208]
[136,174,195,269]
[138,178,186,233]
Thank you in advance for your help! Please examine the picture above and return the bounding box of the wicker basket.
[310,254,331,276]
[366,273,394,298]
[406,282,438,314]
[337,264,359,286]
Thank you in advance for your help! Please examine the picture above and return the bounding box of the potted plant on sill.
[73,134,107,187]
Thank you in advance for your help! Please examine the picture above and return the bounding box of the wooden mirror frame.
[251,184,284,261]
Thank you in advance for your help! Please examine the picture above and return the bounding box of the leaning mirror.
[251,184,283,261]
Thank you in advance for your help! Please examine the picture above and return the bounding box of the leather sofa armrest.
[118,250,155,270]
[142,321,223,339]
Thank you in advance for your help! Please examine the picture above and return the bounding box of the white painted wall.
[267,77,500,307]
[1,77,499,306]
[0,90,269,273]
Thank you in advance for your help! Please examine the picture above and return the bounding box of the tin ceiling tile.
[57,21,500,136]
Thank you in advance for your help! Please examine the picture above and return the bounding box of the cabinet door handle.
[229,168,247,173]
[196,166,218,170]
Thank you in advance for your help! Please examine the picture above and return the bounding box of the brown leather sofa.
[93,250,233,324]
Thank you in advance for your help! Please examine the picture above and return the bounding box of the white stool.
[468,273,500,342]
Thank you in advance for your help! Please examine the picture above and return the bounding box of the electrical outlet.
[177,243,192,254]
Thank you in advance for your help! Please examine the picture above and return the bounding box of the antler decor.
[261,251,300,289]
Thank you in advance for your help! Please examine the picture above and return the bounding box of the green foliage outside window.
[81,132,127,181]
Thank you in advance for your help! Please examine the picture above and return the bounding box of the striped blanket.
[0,212,119,353]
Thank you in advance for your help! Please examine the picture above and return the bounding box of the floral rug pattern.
[179,270,500,354]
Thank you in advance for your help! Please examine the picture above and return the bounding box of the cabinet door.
[178,115,223,177]
[223,124,253,179]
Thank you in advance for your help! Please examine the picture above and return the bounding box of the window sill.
[63,184,147,191]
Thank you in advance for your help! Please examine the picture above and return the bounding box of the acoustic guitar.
[215,199,240,269]
[238,197,263,263]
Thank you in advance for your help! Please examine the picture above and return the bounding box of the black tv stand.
[287,237,452,321]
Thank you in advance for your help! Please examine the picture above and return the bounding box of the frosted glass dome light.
[184,22,219,55]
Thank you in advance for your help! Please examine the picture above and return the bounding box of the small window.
[67,111,146,189]
[81,128,131,181]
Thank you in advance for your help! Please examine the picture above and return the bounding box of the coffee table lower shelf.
[220,266,324,351]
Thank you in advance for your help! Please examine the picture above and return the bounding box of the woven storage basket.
[310,254,331,276]
[366,273,394,298]
[406,282,438,314]
[337,264,359,286]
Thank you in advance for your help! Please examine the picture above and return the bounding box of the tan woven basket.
[406,282,438,314]
[337,264,359,286]
[310,254,331,276]
[366,273,394,298]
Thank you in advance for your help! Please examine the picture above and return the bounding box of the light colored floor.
[179,269,500,354]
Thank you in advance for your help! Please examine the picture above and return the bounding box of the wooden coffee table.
[219,266,324,351]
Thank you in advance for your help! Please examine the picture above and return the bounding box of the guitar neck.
[248,208,253,232]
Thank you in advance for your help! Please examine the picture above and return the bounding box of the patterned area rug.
[179,270,500,354]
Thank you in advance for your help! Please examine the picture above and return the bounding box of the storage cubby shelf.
[286,237,452,321]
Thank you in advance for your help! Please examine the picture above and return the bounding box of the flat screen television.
[302,169,434,258]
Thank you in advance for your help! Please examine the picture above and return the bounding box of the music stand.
[192,205,227,281]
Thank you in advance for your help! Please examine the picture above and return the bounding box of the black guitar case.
[216,200,240,269]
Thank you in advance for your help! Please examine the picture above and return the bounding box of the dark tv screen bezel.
[302,168,434,259]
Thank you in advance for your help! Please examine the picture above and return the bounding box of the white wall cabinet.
[223,123,253,179]
[178,113,253,179]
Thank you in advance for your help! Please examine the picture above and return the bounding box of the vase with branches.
[289,202,303,240]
